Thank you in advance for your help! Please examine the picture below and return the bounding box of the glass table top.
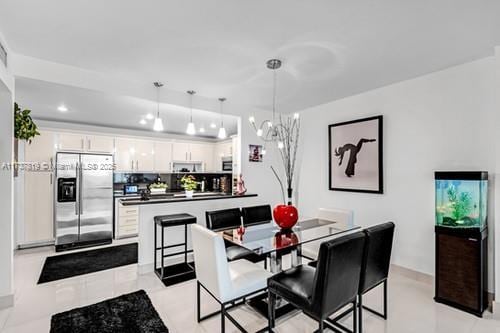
[220,218,360,255]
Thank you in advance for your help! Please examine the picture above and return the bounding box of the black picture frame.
[328,115,383,194]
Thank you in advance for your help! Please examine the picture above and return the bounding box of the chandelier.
[248,59,300,204]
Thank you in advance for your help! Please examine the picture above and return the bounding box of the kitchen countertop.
[119,193,257,205]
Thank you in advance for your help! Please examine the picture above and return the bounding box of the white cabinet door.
[24,130,55,165]
[172,142,190,161]
[135,139,155,172]
[87,135,114,153]
[114,138,136,171]
[24,172,54,243]
[58,133,85,151]
[191,143,214,171]
[154,141,172,172]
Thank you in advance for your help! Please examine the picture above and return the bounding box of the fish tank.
[435,172,488,230]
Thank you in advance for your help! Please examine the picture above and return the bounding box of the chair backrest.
[205,208,242,231]
[190,224,232,301]
[311,231,366,316]
[360,222,395,293]
[317,208,353,225]
[241,205,273,226]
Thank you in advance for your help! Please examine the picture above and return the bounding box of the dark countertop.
[119,193,258,206]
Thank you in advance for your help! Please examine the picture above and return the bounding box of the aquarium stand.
[434,226,488,317]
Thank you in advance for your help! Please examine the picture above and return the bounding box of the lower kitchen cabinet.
[24,172,54,244]
[116,203,139,238]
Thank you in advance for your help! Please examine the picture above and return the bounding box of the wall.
[297,57,497,290]
[0,31,14,309]
[495,47,500,309]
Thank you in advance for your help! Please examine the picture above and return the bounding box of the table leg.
[291,245,302,267]
[270,251,282,273]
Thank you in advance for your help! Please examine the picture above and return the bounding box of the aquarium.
[435,172,488,229]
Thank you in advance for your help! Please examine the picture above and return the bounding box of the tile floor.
[0,242,498,333]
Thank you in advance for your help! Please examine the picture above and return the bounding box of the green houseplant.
[13,103,40,176]
[180,175,197,198]
[14,103,40,143]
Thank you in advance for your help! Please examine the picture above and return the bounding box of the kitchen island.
[120,193,264,274]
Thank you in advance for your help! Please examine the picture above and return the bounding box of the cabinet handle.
[185,152,188,161]
[131,160,134,170]
[136,160,139,171]
[50,173,53,185]
[190,152,192,160]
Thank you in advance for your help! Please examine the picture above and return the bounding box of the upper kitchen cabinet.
[154,141,172,172]
[58,133,85,151]
[86,135,114,153]
[134,139,155,172]
[172,141,191,161]
[115,137,136,171]
[115,137,155,172]
[24,130,56,165]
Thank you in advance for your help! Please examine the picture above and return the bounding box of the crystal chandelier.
[249,59,300,204]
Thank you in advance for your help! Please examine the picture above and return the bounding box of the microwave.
[222,159,232,171]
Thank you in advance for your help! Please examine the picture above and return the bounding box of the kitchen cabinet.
[115,137,154,172]
[134,139,155,172]
[58,133,86,151]
[86,135,114,153]
[172,141,213,171]
[114,137,136,171]
[24,172,54,243]
[154,141,172,172]
[24,130,55,165]
[116,203,139,238]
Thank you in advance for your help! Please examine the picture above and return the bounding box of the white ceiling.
[2,0,500,112]
[15,77,239,138]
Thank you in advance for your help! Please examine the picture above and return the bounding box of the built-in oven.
[222,158,232,171]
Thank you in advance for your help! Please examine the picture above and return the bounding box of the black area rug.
[50,290,168,333]
[38,243,138,284]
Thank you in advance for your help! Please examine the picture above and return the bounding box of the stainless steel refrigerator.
[55,152,113,251]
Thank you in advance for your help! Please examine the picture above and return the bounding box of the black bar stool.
[154,213,197,286]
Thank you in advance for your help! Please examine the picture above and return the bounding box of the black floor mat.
[38,243,138,284]
[50,290,168,333]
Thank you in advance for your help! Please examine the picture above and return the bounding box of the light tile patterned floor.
[1,243,498,332]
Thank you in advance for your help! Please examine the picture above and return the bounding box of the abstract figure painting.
[329,115,383,193]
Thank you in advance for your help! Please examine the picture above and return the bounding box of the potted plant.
[14,103,40,176]
[180,175,197,198]
[149,181,168,194]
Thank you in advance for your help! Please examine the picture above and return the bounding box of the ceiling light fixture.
[210,122,217,129]
[139,119,147,125]
[199,127,206,133]
[146,113,154,120]
[57,105,68,112]
[153,82,164,132]
[186,90,196,135]
[217,97,227,139]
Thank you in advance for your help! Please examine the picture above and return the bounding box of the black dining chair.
[205,208,267,267]
[241,205,273,226]
[267,231,367,333]
[357,222,395,333]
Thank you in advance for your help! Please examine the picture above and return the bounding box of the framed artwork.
[328,115,383,193]
[249,144,263,162]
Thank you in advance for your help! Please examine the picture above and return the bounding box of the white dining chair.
[191,224,271,333]
[301,208,354,260]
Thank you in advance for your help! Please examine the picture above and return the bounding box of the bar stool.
[154,213,197,286]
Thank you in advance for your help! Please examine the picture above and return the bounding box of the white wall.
[495,47,500,305]
[0,31,14,309]
[297,57,497,290]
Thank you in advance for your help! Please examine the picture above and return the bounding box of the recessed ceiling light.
[210,122,217,129]
[139,119,147,125]
[57,105,68,112]
[146,113,154,120]
[199,127,205,133]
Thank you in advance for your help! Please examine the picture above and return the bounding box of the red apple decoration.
[273,204,299,229]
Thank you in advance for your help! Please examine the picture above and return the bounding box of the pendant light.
[218,97,227,139]
[153,82,164,132]
[186,90,196,135]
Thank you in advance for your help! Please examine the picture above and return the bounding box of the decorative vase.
[273,204,299,230]
[273,230,299,249]
[185,190,194,198]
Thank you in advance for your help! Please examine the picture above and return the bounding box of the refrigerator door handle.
[75,162,80,215]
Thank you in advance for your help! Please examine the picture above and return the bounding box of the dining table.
[220,217,360,318]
